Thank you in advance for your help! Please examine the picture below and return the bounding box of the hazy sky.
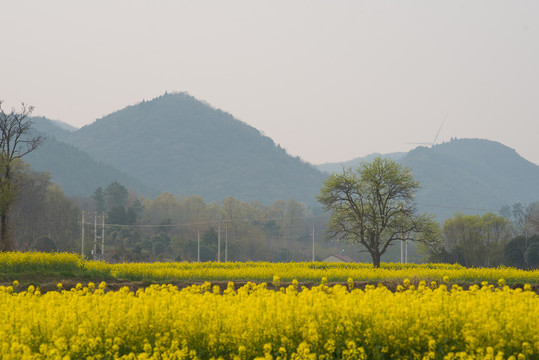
[2,1,538,165]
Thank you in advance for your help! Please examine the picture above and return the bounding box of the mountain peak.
[64,93,324,204]
[401,138,539,220]
[26,95,539,219]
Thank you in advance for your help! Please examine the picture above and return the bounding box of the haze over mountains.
[26,92,539,220]
[315,140,539,220]
[28,93,324,205]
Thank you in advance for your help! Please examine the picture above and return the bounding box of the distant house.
[322,254,355,263]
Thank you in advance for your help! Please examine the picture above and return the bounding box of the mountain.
[316,152,406,173]
[25,93,539,220]
[31,117,76,142]
[47,92,324,204]
[25,131,156,197]
[49,119,78,132]
[401,139,539,220]
[317,139,539,221]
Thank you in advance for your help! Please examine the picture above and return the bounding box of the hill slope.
[316,152,406,173]
[401,139,539,220]
[25,128,156,197]
[317,138,539,221]
[30,117,76,142]
[26,95,539,218]
[65,93,324,204]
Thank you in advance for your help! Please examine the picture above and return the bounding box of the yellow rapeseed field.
[0,280,538,359]
[2,251,539,284]
[1,252,538,359]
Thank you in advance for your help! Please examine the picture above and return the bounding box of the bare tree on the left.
[0,101,43,251]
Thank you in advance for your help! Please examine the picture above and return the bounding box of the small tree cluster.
[427,213,512,267]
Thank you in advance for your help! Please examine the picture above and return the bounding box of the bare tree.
[0,101,43,250]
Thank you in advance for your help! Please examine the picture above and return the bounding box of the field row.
[1,280,538,359]
[1,252,539,284]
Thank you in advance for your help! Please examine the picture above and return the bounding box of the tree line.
[424,203,539,269]
[0,101,335,261]
[85,182,331,262]
[8,173,341,262]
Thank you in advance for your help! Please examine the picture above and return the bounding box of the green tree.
[318,157,438,267]
[200,227,218,261]
[31,235,57,252]
[91,187,105,213]
[126,207,137,225]
[440,213,512,267]
[107,206,128,225]
[0,101,43,250]
[524,241,539,269]
[105,181,128,209]
[142,191,181,224]
[151,233,170,258]
[504,236,527,267]
[158,218,172,234]
[505,234,539,268]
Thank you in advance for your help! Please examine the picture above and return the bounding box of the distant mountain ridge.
[316,139,539,220]
[316,152,406,173]
[31,117,75,142]
[401,139,539,220]
[29,93,324,205]
[25,131,156,197]
[25,93,539,220]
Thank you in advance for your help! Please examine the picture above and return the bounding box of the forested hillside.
[52,93,325,205]
[31,116,77,141]
[401,139,539,220]
[27,93,539,221]
[16,100,539,265]
[25,132,156,197]
[317,139,539,221]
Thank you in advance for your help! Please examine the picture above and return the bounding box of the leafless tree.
[0,101,43,250]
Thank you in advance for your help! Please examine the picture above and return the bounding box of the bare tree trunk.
[0,213,13,251]
[371,251,381,268]
[0,165,14,251]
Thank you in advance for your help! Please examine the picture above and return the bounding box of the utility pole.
[401,240,404,264]
[92,212,105,260]
[405,240,408,264]
[101,212,105,261]
[225,220,228,262]
[312,222,315,262]
[197,230,200,262]
[94,212,98,258]
[81,211,85,256]
[217,221,221,262]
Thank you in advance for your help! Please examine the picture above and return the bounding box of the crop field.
[1,252,538,359]
[2,251,539,285]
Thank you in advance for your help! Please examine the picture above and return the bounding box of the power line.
[77,198,516,232]
[416,203,502,213]
[79,214,330,230]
